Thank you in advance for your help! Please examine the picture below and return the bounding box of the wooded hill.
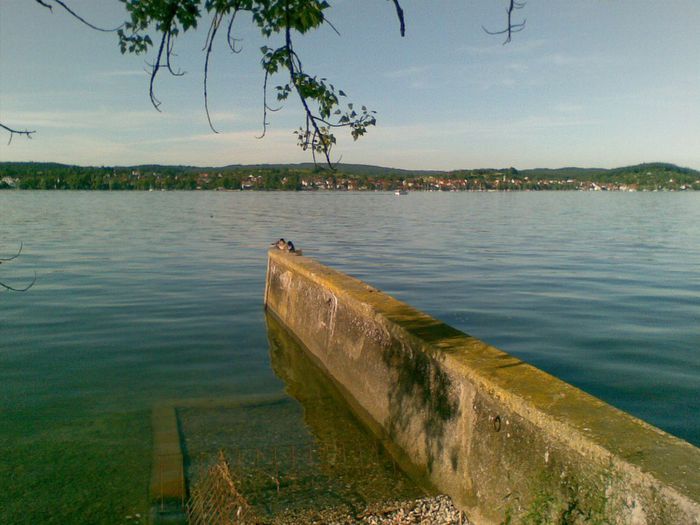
[1,162,697,191]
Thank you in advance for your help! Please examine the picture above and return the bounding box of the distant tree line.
[1,162,698,192]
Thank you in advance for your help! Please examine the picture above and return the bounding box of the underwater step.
[150,405,186,524]
[177,386,424,520]
[147,374,425,523]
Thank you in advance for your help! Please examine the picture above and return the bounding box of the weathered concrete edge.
[265,249,700,523]
[150,406,185,502]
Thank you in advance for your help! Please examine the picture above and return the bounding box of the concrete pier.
[264,249,700,524]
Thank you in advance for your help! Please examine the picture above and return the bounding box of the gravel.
[272,495,471,524]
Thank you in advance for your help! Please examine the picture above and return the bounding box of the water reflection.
[265,311,427,510]
[5,191,697,522]
[181,313,426,521]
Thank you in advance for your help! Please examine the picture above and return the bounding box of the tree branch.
[203,11,225,133]
[390,0,406,37]
[285,15,334,167]
[34,0,123,32]
[226,9,244,53]
[26,0,525,167]
[143,3,188,112]
[257,68,283,140]
[16,1,120,144]
[482,0,526,44]
[0,123,35,145]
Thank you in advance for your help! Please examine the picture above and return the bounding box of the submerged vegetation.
[1,162,698,192]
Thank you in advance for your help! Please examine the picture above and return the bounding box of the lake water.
[2,191,699,523]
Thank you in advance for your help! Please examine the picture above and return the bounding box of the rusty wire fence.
[185,438,421,525]
[187,451,259,525]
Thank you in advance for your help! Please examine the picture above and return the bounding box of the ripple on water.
[1,191,699,522]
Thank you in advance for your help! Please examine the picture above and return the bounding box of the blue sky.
[1,0,698,170]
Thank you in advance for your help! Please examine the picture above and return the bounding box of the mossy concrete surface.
[150,405,186,524]
[265,249,700,525]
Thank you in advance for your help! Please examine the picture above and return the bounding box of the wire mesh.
[187,451,259,525]
[185,436,418,524]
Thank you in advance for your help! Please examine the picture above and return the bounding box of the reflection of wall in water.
[266,311,430,503]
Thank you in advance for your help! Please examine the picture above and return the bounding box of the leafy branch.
[258,1,377,166]
[3,0,528,166]
[116,0,381,168]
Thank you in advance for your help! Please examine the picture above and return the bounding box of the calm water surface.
[2,191,699,523]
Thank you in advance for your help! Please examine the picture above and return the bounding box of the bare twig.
[144,4,182,112]
[323,15,341,37]
[34,0,123,32]
[257,69,283,140]
[147,39,166,111]
[16,1,120,143]
[34,0,53,9]
[225,8,244,53]
[164,32,184,77]
[204,11,225,133]
[390,0,406,37]
[1,123,35,145]
[482,0,526,44]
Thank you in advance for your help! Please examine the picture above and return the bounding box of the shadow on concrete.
[380,315,461,475]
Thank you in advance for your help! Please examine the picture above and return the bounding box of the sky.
[0,0,698,170]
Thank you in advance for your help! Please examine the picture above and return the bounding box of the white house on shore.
[1,176,17,188]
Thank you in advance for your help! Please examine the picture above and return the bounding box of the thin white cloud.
[0,109,164,130]
[129,129,308,166]
[205,110,257,125]
[504,63,529,73]
[96,69,148,79]
[383,65,431,79]
[458,39,548,57]
[510,115,599,130]
[0,107,257,134]
[367,114,601,145]
[536,51,616,68]
[127,128,292,147]
[553,103,584,114]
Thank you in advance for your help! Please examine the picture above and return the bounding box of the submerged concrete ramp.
[264,249,700,525]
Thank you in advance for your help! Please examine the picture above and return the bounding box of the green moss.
[515,465,614,525]
[0,409,151,525]
[522,486,556,525]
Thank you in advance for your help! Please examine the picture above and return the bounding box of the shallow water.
[1,190,699,523]
[181,313,425,523]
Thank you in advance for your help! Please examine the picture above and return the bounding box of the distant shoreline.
[0,187,700,191]
[1,161,698,192]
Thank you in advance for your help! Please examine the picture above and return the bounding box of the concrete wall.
[264,249,700,525]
